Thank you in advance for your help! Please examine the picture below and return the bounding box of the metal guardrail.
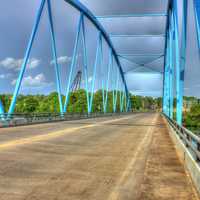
[0,112,135,128]
[164,114,200,162]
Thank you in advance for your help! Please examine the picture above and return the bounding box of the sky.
[0,0,200,97]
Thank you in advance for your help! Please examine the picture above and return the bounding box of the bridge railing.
[0,112,134,128]
[164,114,200,163]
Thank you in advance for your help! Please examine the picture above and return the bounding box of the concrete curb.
[164,117,200,195]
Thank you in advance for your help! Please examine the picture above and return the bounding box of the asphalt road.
[0,113,199,200]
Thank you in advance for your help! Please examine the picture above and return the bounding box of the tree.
[184,103,200,131]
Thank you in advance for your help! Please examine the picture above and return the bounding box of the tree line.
[0,90,162,114]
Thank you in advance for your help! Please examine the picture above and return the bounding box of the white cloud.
[50,55,81,65]
[0,73,12,79]
[28,58,40,69]
[0,74,5,79]
[50,56,72,65]
[11,73,52,88]
[0,57,40,71]
[88,76,93,83]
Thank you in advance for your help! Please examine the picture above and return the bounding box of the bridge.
[0,0,200,199]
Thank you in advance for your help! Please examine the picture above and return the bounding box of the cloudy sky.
[0,0,200,97]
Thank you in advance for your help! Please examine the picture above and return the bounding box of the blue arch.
[64,0,129,98]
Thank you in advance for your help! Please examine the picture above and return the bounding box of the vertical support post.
[173,0,182,124]
[47,0,63,114]
[63,14,82,113]
[180,0,187,123]
[162,53,167,114]
[126,93,131,112]
[0,99,4,119]
[103,48,112,113]
[169,11,174,119]
[163,26,169,114]
[119,88,122,112]
[173,0,187,125]
[163,30,170,116]
[193,0,200,49]
[113,69,119,113]
[8,0,46,115]
[121,86,125,112]
[89,32,101,113]
[99,35,105,112]
[163,69,168,115]
[119,84,122,112]
[120,80,125,112]
[81,15,90,114]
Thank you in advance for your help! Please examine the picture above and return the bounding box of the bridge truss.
[0,0,130,118]
[0,0,199,125]
[77,0,190,125]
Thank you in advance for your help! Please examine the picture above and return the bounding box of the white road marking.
[108,114,158,200]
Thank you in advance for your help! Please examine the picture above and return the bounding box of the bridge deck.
[0,113,199,200]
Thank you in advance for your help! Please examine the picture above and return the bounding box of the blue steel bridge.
[0,0,200,199]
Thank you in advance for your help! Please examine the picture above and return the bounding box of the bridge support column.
[173,0,187,125]
[180,0,187,124]
[163,31,170,117]
[169,11,174,119]
[194,0,200,49]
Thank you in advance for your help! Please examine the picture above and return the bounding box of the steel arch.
[64,0,129,99]
[2,0,131,118]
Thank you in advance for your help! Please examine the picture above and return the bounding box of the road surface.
[0,113,199,200]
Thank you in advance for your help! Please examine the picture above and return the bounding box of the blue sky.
[0,0,200,97]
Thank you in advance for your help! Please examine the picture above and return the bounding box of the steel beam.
[163,28,170,116]
[169,11,174,119]
[103,49,112,113]
[47,0,63,114]
[173,0,187,125]
[96,13,168,18]
[162,0,171,115]
[113,69,119,112]
[124,66,163,74]
[118,54,164,57]
[8,0,46,115]
[119,55,164,74]
[64,0,129,102]
[110,34,166,38]
[80,15,90,114]
[63,14,82,113]
[194,0,200,48]
[99,35,105,112]
[119,54,164,66]
[89,32,101,113]
[179,0,188,123]
[0,99,4,119]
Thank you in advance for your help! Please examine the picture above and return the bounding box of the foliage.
[0,90,162,114]
[130,95,162,111]
[184,103,200,132]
